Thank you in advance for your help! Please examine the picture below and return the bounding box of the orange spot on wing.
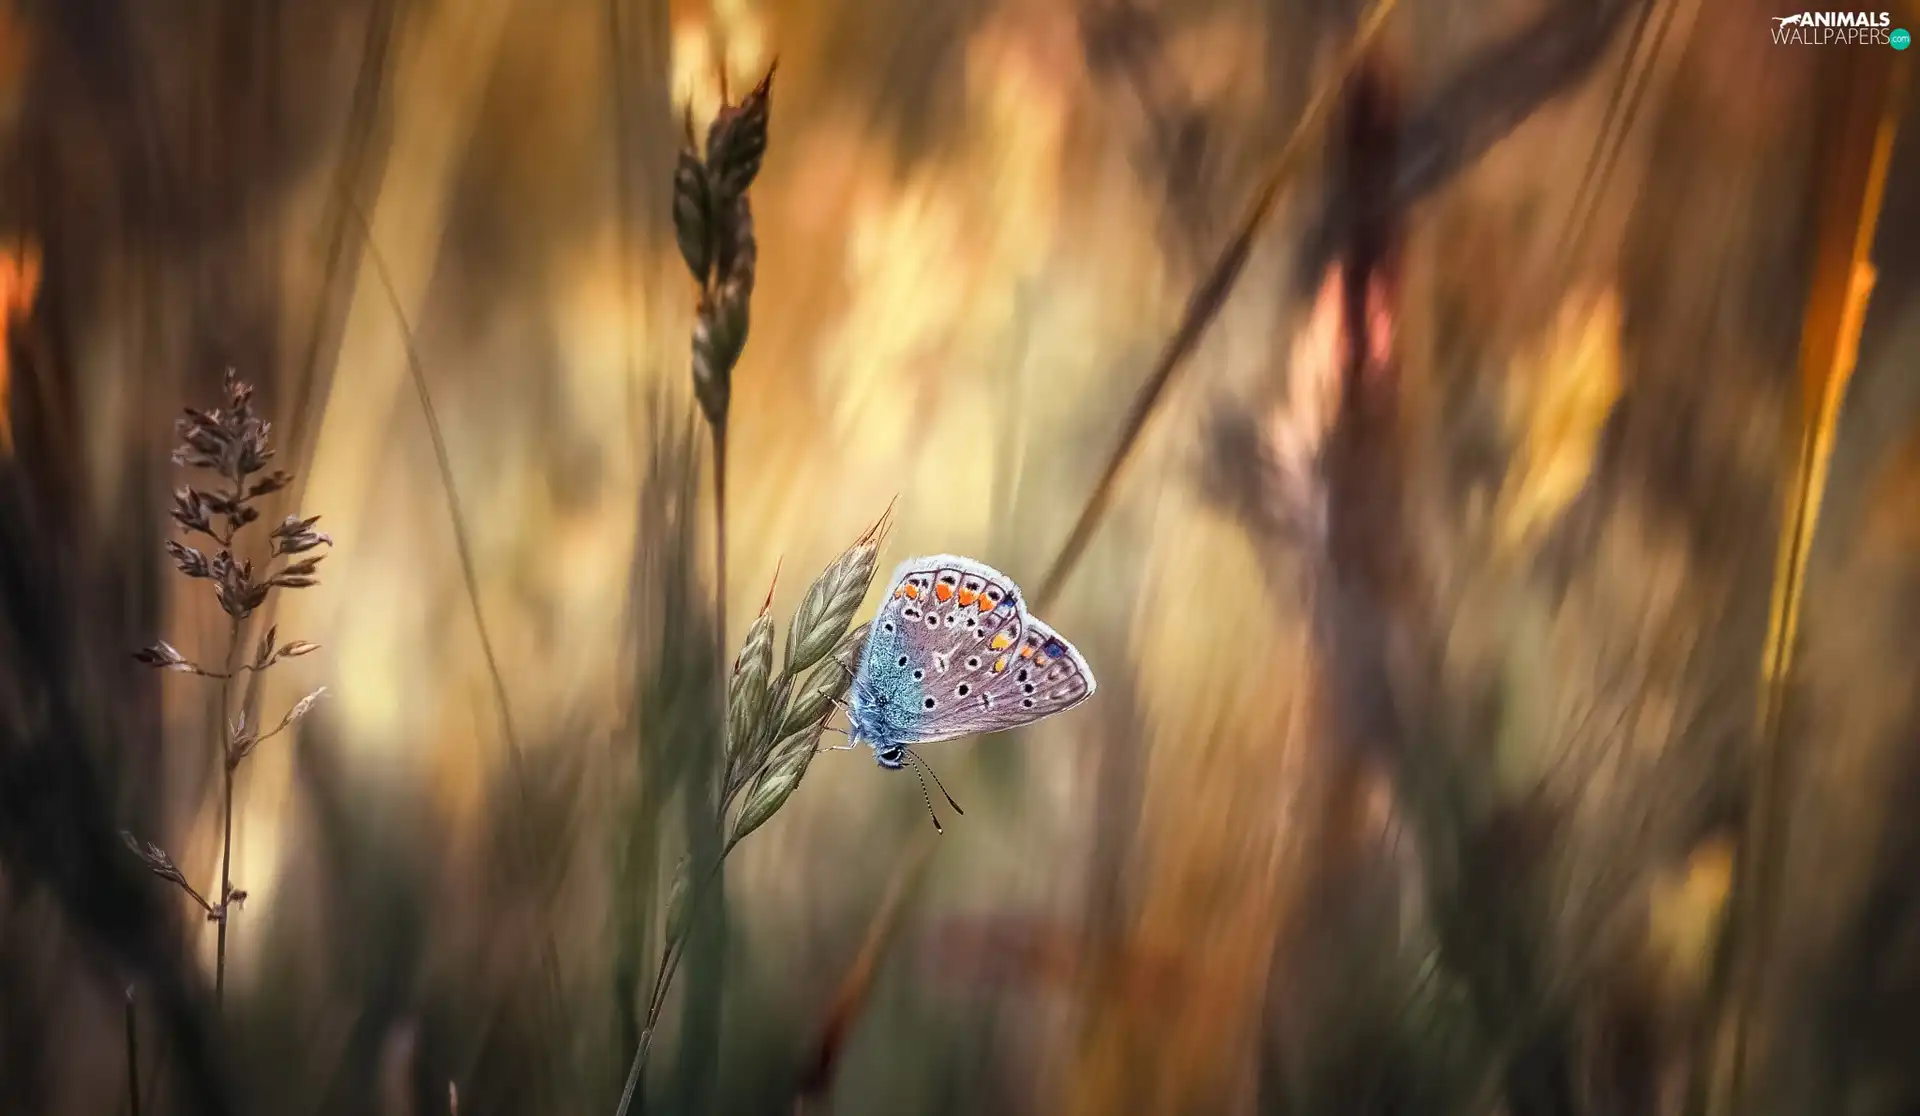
[990,632,1013,651]
[935,582,954,602]
[1020,646,1035,658]
[993,656,1010,672]
[956,589,977,607]
[901,583,919,599]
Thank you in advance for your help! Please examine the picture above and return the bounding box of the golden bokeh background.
[1,0,1917,1113]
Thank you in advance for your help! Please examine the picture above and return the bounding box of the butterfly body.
[847,554,1096,770]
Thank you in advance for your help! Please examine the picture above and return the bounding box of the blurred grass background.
[0,0,1918,1113]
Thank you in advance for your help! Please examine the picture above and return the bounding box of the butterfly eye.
[912,669,924,680]
[923,697,936,709]
[925,615,938,628]
[1022,699,1035,708]
[897,656,909,667]
[956,683,970,696]
[966,657,980,668]
[964,618,976,628]
[884,622,895,632]
[1016,668,1029,682]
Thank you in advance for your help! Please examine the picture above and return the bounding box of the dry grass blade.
[793,829,940,1108]
[1702,54,1908,1116]
[1033,0,1399,611]
[341,197,526,784]
[344,195,573,1042]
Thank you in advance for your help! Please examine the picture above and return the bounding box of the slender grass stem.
[213,612,241,1005]
[1032,0,1398,611]
[614,851,731,1116]
[124,986,141,1116]
[712,420,729,766]
[347,201,572,1032]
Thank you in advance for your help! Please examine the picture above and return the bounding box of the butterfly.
[838,554,1097,830]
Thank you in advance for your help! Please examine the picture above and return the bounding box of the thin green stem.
[611,417,733,1116]
[613,849,732,1116]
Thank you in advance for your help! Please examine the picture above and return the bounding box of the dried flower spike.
[673,150,714,285]
[703,63,775,198]
[131,369,334,1005]
[678,62,772,436]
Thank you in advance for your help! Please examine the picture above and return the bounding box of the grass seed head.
[714,194,756,296]
[730,722,823,849]
[691,287,747,430]
[703,64,774,198]
[725,600,777,791]
[673,150,714,285]
[781,622,868,737]
[784,523,886,676]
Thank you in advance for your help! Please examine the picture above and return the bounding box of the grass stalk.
[609,511,886,1114]
[610,59,894,1116]
[121,370,335,1018]
[345,197,574,1041]
[1695,53,1906,1116]
[1032,0,1398,611]
[123,987,141,1116]
[711,422,729,748]
[614,851,727,1116]
[213,614,240,1004]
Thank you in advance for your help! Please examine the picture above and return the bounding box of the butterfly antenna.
[911,764,945,834]
[907,752,965,818]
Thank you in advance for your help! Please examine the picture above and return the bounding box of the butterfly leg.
[816,724,860,752]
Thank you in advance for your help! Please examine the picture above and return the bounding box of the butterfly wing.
[910,612,1096,742]
[853,554,1096,746]
[852,555,1031,747]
